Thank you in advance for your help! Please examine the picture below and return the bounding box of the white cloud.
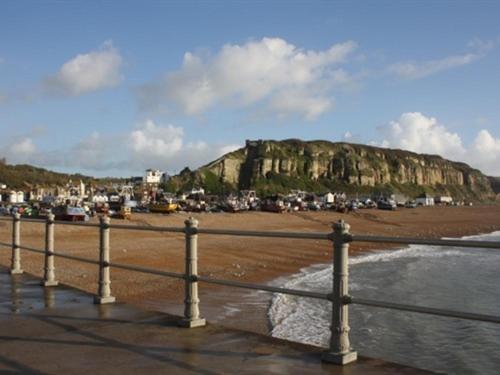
[2,121,242,176]
[379,112,500,176]
[218,144,241,156]
[138,37,358,120]
[343,131,353,140]
[44,41,122,96]
[0,137,37,164]
[382,112,465,159]
[11,138,36,156]
[268,89,333,121]
[388,39,494,80]
[130,120,184,158]
[127,121,241,171]
[468,130,500,176]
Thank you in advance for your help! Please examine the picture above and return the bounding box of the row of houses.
[0,169,166,205]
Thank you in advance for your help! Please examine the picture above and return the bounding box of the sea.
[267,231,500,374]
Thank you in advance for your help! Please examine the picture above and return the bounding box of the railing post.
[322,220,357,365]
[42,213,58,286]
[179,217,205,328]
[94,216,115,304]
[10,213,23,275]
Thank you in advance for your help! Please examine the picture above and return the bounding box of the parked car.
[377,199,397,211]
[405,200,417,208]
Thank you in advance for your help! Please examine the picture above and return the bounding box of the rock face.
[177,139,494,200]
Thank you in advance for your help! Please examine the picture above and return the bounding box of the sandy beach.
[1,205,500,335]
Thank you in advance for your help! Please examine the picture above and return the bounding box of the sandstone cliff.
[169,139,495,201]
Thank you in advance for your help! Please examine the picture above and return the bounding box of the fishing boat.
[260,196,287,213]
[148,200,178,213]
[52,205,89,221]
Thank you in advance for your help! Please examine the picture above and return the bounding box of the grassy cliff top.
[0,161,121,189]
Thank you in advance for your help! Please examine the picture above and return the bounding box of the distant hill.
[0,160,121,189]
[166,139,496,201]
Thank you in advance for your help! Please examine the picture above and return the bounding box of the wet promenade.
[0,268,430,374]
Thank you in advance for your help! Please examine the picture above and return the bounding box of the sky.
[1,0,500,177]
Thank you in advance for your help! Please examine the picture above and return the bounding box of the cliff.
[167,139,495,201]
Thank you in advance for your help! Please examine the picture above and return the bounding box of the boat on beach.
[148,200,178,213]
[52,205,89,221]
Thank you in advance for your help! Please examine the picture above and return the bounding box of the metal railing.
[0,213,499,365]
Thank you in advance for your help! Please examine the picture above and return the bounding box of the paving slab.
[0,269,431,374]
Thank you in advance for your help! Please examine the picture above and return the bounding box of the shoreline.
[1,205,500,336]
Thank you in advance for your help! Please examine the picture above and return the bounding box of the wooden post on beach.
[179,217,206,328]
[94,216,115,304]
[41,213,58,286]
[10,213,23,275]
[322,220,357,365]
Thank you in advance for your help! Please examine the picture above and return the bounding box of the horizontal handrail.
[19,245,100,266]
[109,223,185,233]
[109,261,185,280]
[18,245,45,255]
[4,216,500,248]
[351,234,500,249]
[197,228,330,240]
[3,217,101,228]
[196,275,329,299]
[0,241,11,248]
[0,216,328,239]
[349,297,500,324]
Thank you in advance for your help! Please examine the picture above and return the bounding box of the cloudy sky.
[1,1,500,177]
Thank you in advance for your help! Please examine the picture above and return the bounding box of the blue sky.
[1,0,500,177]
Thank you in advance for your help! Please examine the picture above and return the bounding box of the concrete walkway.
[0,269,430,374]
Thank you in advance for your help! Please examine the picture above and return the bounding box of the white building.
[324,192,335,204]
[435,196,453,205]
[144,169,164,185]
[416,193,435,206]
[8,191,25,204]
[190,187,205,195]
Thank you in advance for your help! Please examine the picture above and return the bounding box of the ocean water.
[268,231,500,374]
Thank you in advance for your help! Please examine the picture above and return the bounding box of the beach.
[1,205,500,335]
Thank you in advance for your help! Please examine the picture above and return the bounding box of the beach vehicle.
[361,198,377,209]
[405,200,417,208]
[148,200,178,214]
[307,201,322,211]
[377,198,397,211]
[239,190,260,210]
